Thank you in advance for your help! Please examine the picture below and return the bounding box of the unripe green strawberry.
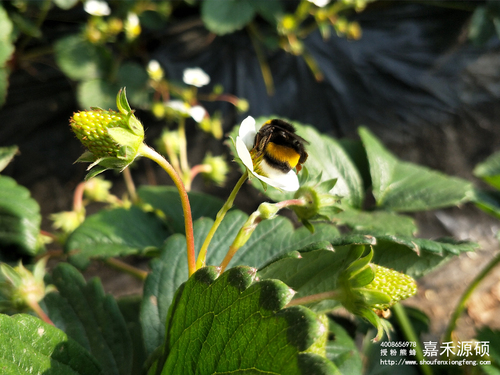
[70,109,128,158]
[365,264,417,310]
[69,88,145,179]
[334,246,416,341]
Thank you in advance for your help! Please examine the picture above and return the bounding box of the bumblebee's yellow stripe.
[265,142,300,168]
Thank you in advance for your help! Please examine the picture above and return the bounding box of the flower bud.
[125,12,141,40]
[83,176,112,202]
[347,22,362,40]
[236,99,249,113]
[279,14,297,34]
[292,177,341,227]
[257,202,280,220]
[151,102,166,119]
[155,129,180,156]
[0,258,55,313]
[147,60,164,82]
[50,210,85,235]
[201,153,229,186]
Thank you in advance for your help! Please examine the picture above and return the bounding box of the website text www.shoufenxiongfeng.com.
[378,341,492,367]
[380,358,492,367]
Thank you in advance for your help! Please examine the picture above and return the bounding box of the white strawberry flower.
[84,0,111,16]
[235,116,299,191]
[307,0,331,7]
[166,100,207,123]
[183,68,210,87]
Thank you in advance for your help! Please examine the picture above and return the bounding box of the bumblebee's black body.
[254,119,308,173]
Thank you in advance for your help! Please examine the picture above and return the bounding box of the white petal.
[307,0,330,6]
[239,116,257,149]
[189,106,207,123]
[236,137,255,172]
[166,100,190,116]
[257,170,300,192]
[148,60,160,72]
[84,0,111,16]
[127,12,140,27]
[183,68,210,87]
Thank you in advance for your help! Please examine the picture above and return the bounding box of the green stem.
[286,291,341,307]
[247,23,275,96]
[28,300,54,326]
[190,164,212,181]
[218,198,306,273]
[443,251,500,344]
[219,211,260,273]
[73,182,86,212]
[104,257,148,281]
[219,245,240,274]
[392,303,432,375]
[139,144,196,277]
[177,117,191,190]
[196,171,248,269]
[122,166,138,203]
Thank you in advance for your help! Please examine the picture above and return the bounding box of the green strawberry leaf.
[117,296,147,375]
[0,145,17,172]
[0,66,8,107]
[474,150,500,190]
[201,0,256,35]
[359,127,474,211]
[140,210,340,355]
[54,35,112,81]
[326,318,363,375]
[473,189,500,219]
[65,206,170,269]
[258,234,476,313]
[258,245,353,313]
[77,79,119,110]
[0,313,103,375]
[117,63,150,108]
[43,263,132,375]
[147,266,338,375]
[229,118,364,208]
[331,209,417,236]
[0,175,43,256]
[371,235,479,278]
[137,186,224,234]
[53,0,79,9]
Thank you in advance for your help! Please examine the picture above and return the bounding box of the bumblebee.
[253,119,308,175]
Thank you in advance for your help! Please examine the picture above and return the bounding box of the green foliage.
[137,185,224,234]
[54,35,112,81]
[469,1,500,46]
[147,266,338,375]
[332,209,417,236]
[0,4,14,106]
[140,209,340,355]
[0,145,18,172]
[0,2,496,374]
[43,263,133,375]
[326,318,363,375]
[359,127,474,211]
[0,175,43,256]
[474,150,500,190]
[201,0,256,36]
[65,206,170,268]
[0,314,103,375]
